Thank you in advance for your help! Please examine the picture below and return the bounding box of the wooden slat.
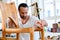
[6,27,34,33]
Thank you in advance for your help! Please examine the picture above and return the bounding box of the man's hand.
[37,19,48,26]
[35,19,48,29]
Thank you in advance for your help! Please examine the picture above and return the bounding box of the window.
[38,0,60,28]
[56,0,60,16]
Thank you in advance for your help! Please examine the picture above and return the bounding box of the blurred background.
[0,0,60,40]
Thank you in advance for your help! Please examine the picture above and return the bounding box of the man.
[17,3,48,40]
[18,3,40,28]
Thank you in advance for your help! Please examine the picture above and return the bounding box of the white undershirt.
[18,15,39,40]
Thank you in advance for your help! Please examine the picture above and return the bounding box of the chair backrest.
[0,2,18,29]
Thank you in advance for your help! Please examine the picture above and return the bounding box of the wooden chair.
[0,2,34,40]
[31,2,44,40]
[0,2,44,40]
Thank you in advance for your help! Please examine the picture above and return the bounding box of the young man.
[18,3,48,40]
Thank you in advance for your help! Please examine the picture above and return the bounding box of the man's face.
[19,7,28,19]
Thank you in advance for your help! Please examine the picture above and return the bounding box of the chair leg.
[2,31,6,40]
[30,28,34,40]
[16,33,19,40]
[41,29,44,40]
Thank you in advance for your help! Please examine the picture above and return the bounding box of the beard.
[20,16,26,19]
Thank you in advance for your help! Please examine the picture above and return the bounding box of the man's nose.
[24,13,27,16]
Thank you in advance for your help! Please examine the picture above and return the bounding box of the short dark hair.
[18,3,28,11]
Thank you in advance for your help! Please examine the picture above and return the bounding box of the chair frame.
[0,2,44,40]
